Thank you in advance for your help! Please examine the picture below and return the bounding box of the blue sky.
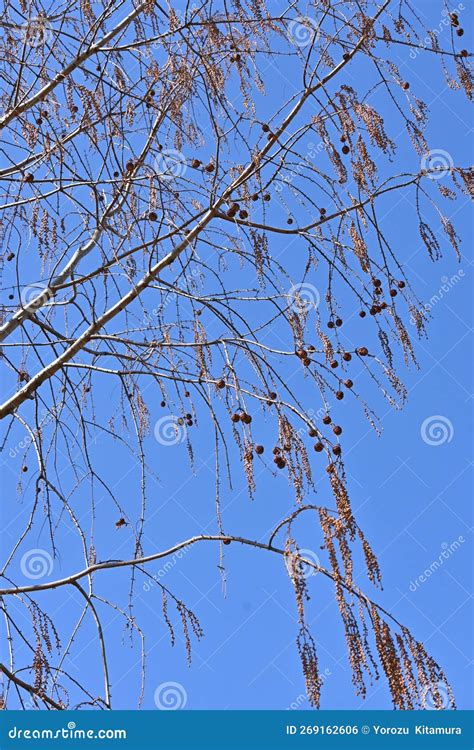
[0,0,472,713]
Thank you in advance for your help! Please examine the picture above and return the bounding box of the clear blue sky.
[1,0,472,712]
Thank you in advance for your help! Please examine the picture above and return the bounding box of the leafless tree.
[0,0,471,710]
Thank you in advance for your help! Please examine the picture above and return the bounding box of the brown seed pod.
[231,413,240,423]
[335,391,344,400]
[402,81,410,90]
[239,210,248,219]
[241,413,252,424]
[330,360,338,369]
[149,211,157,221]
[302,358,311,367]
[342,145,350,155]
[262,123,270,132]
[255,445,264,455]
[277,459,286,469]
[357,347,369,356]
[335,318,343,327]
[389,289,397,297]
[332,445,342,456]
[327,321,335,329]
[314,442,324,452]
[457,28,464,36]
[322,415,331,425]
[342,352,352,362]
[160,400,166,407]
[273,447,281,455]
[251,193,259,201]
[308,428,318,438]
[217,379,226,389]
[287,217,294,225]
[191,159,201,168]
[359,310,366,318]
[223,538,232,545]
[263,193,271,201]
[268,392,277,401]
[24,173,34,183]
[398,280,406,289]
[205,163,215,172]
[333,425,342,436]
[344,379,353,389]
